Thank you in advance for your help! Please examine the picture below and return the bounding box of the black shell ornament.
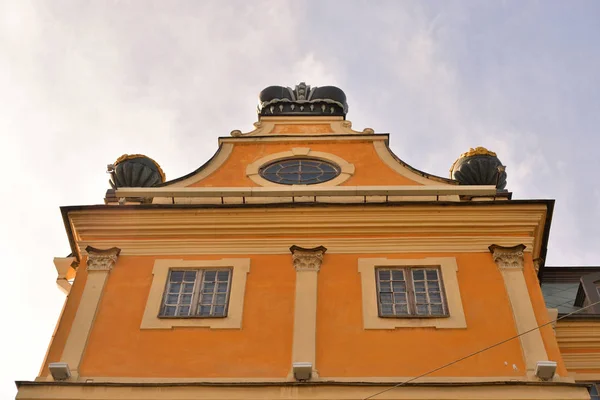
[109,154,165,188]
[450,147,507,191]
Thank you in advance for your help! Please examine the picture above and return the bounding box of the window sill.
[141,258,250,330]
[359,257,467,329]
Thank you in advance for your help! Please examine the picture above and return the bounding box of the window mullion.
[191,270,203,315]
[406,268,416,315]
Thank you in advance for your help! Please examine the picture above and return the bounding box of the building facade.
[16,83,593,399]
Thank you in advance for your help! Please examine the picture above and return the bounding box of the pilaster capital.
[85,246,121,271]
[290,245,327,272]
[489,244,526,270]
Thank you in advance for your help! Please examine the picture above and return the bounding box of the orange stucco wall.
[74,252,539,378]
[80,255,296,378]
[40,263,88,376]
[188,141,423,187]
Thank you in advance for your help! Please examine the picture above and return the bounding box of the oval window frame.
[259,158,341,185]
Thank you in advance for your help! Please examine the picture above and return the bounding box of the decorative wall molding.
[85,246,121,271]
[290,245,327,272]
[489,244,526,270]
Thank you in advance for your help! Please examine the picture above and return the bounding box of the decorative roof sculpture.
[258,82,348,118]
[450,147,507,190]
[108,154,165,189]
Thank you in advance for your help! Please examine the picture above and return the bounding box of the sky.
[1,0,600,397]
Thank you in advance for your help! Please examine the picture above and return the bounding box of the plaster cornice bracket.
[290,245,327,272]
[489,244,526,270]
[85,246,121,272]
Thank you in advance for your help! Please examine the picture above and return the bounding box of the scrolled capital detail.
[86,246,121,271]
[489,244,526,270]
[290,245,327,272]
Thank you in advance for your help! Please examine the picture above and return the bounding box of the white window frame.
[359,257,466,329]
[141,258,250,329]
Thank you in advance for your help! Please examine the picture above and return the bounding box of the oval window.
[259,158,341,185]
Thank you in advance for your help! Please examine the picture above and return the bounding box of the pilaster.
[489,244,549,377]
[59,246,120,379]
[289,245,326,379]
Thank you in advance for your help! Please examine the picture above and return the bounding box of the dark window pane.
[166,294,179,304]
[198,305,211,316]
[380,303,393,315]
[414,282,426,292]
[392,281,406,293]
[216,283,228,293]
[391,270,404,280]
[203,282,215,293]
[163,306,176,316]
[170,271,184,282]
[416,304,428,315]
[428,281,440,291]
[378,270,391,281]
[216,294,227,305]
[183,271,197,281]
[415,293,427,304]
[177,306,190,316]
[168,283,181,293]
[429,292,442,303]
[395,304,409,315]
[380,293,393,303]
[393,294,407,304]
[204,271,217,281]
[412,270,425,280]
[426,270,438,280]
[200,294,213,304]
[181,294,192,304]
[430,304,444,315]
[378,281,391,292]
[217,271,230,282]
[213,306,226,316]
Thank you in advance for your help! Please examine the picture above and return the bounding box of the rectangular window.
[160,269,232,318]
[376,267,447,317]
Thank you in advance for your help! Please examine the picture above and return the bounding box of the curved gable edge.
[157,143,234,188]
[373,140,458,186]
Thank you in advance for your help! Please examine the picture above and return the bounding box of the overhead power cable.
[362,299,600,400]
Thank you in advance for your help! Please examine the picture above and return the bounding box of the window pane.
[168,283,181,293]
[378,281,391,292]
[203,282,215,293]
[391,270,404,280]
[392,281,406,293]
[380,303,393,315]
[415,293,427,304]
[200,294,213,304]
[216,283,228,293]
[393,294,407,304]
[395,304,409,315]
[163,306,176,316]
[198,305,211,316]
[426,270,438,280]
[181,294,192,304]
[177,306,190,316]
[380,293,393,304]
[166,294,179,304]
[217,270,230,282]
[183,283,194,293]
[378,270,391,281]
[429,292,442,303]
[416,304,428,315]
[412,270,425,281]
[204,271,217,282]
[213,306,226,316]
[414,282,426,292]
[428,281,440,291]
[170,271,184,282]
[183,271,197,281]
[430,304,444,315]
[215,294,227,305]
